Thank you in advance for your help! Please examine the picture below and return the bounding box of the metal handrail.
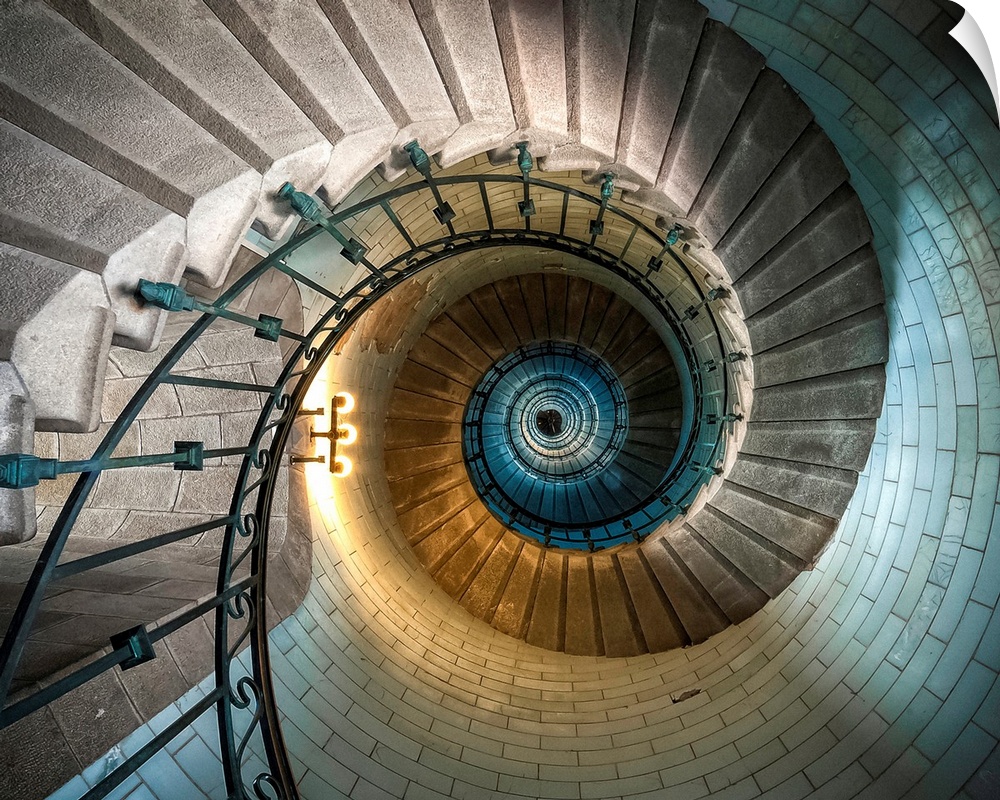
[0,143,740,799]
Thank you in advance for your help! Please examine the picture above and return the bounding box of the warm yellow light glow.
[335,392,356,413]
[332,455,353,477]
[336,423,358,445]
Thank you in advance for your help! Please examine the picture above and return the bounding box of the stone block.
[751,366,886,422]
[0,362,35,544]
[0,243,113,432]
[726,454,858,520]
[740,419,878,472]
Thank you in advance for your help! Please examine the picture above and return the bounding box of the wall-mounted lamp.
[305,393,357,476]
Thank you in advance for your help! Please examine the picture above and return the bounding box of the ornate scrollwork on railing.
[0,142,743,799]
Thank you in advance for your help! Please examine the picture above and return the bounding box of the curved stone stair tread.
[0,119,184,351]
[684,505,804,598]
[745,246,884,352]
[0,363,35,544]
[516,273,553,342]
[740,419,879,473]
[444,301,507,361]
[616,549,688,652]
[593,0,708,186]
[309,0,465,180]
[491,542,543,639]
[405,335,485,387]
[383,419,461,450]
[412,500,492,573]
[713,125,849,277]
[750,365,886,423]
[490,277,538,345]
[484,0,569,160]
[734,186,874,318]
[601,309,658,367]
[563,556,603,656]
[396,480,481,544]
[654,20,765,216]
[384,442,462,482]
[433,514,506,599]
[0,243,114,434]
[386,388,464,423]
[640,536,730,644]
[408,0,517,166]
[752,306,889,389]
[664,525,768,623]
[688,69,812,245]
[424,315,497,373]
[459,530,523,622]
[466,284,524,353]
[48,0,337,240]
[593,553,648,657]
[706,482,837,565]
[540,273,569,341]
[197,0,399,204]
[395,360,475,404]
[586,295,634,356]
[386,460,470,512]
[0,1,260,289]
[724,454,859,521]
[540,0,635,173]
[525,550,568,651]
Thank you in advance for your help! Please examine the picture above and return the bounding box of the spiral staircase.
[0,0,997,799]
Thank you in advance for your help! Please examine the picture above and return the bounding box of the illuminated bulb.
[336,423,358,445]
[332,455,353,477]
[334,392,355,413]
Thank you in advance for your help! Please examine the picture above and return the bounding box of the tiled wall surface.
[48,1,1000,798]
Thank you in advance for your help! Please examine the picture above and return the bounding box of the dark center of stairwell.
[535,408,563,436]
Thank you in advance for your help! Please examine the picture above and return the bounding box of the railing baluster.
[138,280,286,342]
[404,140,456,235]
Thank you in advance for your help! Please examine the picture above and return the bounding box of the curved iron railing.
[0,142,742,798]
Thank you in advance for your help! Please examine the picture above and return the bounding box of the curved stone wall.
[264,3,1000,800]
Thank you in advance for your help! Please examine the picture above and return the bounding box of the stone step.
[641,536,730,644]
[53,0,340,240]
[599,0,708,186]
[725,454,859,521]
[384,420,462,450]
[445,298,507,360]
[0,362,35,544]
[525,549,567,651]
[689,69,812,246]
[0,243,114,433]
[0,119,184,351]
[386,388,464,423]
[396,360,476,403]
[745,246,883,351]
[753,306,889,388]
[491,276,537,345]
[491,543,543,639]
[203,0,398,205]
[542,273,569,341]
[740,419,878,473]
[564,556,601,655]
[616,549,688,651]
[577,281,615,349]
[409,0,515,166]
[466,282,523,353]
[433,515,506,598]
[592,554,646,657]
[735,185,874,317]
[424,313,496,374]
[666,525,769,623]
[685,506,803,598]
[601,308,655,367]
[486,0,569,161]
[707,483,836,565]
[387,461,470,513]
[0,1,259,289]
[396,481,480,544]
[655,20,764,216]
[714,124,849,280]
[412,501,491,573]
[517,272,552,342]
[384,443,462,482]
[587,294,633,356]
[406,335,485,387]
[750,365,886,423]
[459,531,523,621]
[541,0,635,173]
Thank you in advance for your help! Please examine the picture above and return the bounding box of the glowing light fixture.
[305,392,358,478]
